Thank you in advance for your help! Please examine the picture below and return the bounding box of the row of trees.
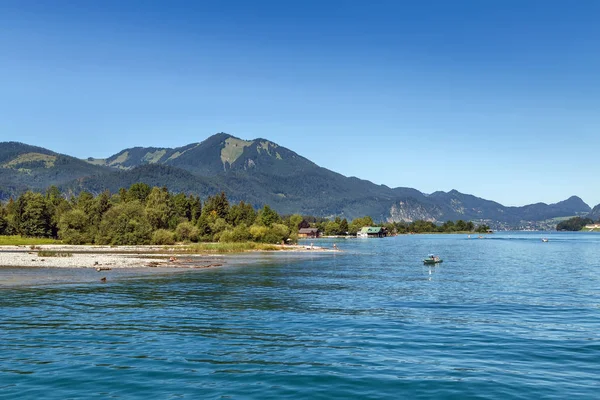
[312,216,490,235]
[0,184,493,245]
[0,185,297,245]
[385,219,490,234]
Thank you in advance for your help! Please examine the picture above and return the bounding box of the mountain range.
[0,133,594,228]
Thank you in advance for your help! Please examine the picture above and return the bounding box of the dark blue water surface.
[1,232,599,399]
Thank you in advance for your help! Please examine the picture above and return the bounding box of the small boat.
[542,238,549,242]
[423,255,443,265]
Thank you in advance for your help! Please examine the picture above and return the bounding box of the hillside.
[0,135,592,226]
[0,142,111,199]
[587,203,600,221]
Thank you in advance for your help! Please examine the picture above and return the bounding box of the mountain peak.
[553,195,590,212]
[0,138,592,227]
[588,203,600,220]
[200,132,236,144]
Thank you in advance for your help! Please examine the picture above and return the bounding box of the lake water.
[1,232,599,399]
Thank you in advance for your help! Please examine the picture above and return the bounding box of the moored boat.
[423,255,443,264]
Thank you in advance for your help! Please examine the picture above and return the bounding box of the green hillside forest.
[556,216,598,231]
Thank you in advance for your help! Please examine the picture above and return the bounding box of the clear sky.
[2,0,599,207]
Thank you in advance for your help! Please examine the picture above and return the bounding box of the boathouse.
[357,226,388,238]
[298,228,320,238]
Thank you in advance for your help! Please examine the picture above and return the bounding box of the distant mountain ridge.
[0,141,109,200]
[0,134,594,228]
[588,204,600,221]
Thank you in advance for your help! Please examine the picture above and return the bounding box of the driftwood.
[146,261,160,267]
[191,263,224,269]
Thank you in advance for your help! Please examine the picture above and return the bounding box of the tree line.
[556,216,597,231]
[312,217,491,235]
[0,184,492,245]
[0,184,295,245]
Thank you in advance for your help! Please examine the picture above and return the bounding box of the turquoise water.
[1,232,599,399]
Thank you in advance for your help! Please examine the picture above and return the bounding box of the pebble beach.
[0,243,337,287]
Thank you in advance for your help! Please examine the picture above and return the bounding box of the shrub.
[219,225,252,243]
[152,229,176,245]
[264,223,290,244]
[175,221,200,242]
[249,224,268,242]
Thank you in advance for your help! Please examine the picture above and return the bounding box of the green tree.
[264,223,290,244]
[45,185,71,237]
[45,185,62,206]
[117,188,128,203]
[219,224,252,242]
[96,201,153,245]
[203,192,230,219]
[175,221,200,242]
[4,197,17,235]
[556,217,593,231]
[349,216,374,234]
[145,187,174,230]
[249,224,269,242]
[455,220,467,231]
[410,220,438,233]
[475,224,491,233]
[339,218,349,235]
[91,190,112,227]
[127,183,152,203]
[0,204,7,235]
[196,214,212,240]
[324,220,340,236]
[14,192,53,237]
[227,201,256,226]
[286,214,303,232]
[76,191,95,215]
[189,195,202,223]
[442,220,455,232]
[259,205,280,227]
[209,217,232,241]
[172,192,191,221]
[58,209,93,244]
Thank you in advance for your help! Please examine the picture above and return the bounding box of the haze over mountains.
[0,133,593,228]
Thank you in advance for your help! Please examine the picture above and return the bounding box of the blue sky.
[2,0,599,207]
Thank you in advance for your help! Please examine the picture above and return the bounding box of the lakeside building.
[357,227,388,238]
[298,228,320,238]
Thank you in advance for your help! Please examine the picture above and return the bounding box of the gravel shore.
[0,245,220,269]
[0,243,336,269]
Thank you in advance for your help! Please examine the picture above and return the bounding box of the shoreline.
[0,244,340,287]
[0,243,339,269]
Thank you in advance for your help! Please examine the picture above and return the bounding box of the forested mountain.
[0,134,592,227]
[0,142,111,200]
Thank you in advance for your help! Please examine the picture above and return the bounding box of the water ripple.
[1,232,599,399]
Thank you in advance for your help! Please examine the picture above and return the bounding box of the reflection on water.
[1,232,599,399]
